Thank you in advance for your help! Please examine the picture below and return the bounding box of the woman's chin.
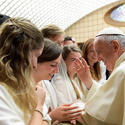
[48,74,54,80]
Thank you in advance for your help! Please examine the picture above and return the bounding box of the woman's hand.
[73,58,93,89]
[35,82,46,108]
[29,83,47,125]
[49,104,82,123]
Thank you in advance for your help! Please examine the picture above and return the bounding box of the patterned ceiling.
[0,0,120,30]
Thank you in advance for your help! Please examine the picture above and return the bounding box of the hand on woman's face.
[73,58,93,89]
[65,52,82,74]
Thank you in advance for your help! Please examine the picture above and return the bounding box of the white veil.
[51,58,77,105]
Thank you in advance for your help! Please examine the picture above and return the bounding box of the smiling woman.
[82,38,101,81]
[33,38,62,82]
[62,45,88,101]
[82,38,106,84]
[33,39,83,124]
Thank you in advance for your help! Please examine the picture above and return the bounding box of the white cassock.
[82,52,125,125]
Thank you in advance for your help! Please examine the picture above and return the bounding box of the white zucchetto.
[96,27,125,37]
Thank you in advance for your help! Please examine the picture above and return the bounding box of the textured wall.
[65,1,124,43]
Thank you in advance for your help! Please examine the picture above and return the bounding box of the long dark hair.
[38,38,62,63]
[62,45,81,61]
[82,38,101,81]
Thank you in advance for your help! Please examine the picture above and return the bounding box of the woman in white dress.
[82,38,106,85]
[62,45,88,101]
[0,18,50,125]
[33,39,82,124]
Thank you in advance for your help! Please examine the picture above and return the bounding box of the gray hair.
[97,34,125,49]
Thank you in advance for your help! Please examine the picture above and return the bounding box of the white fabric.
[96,27,125,36]
[96,61,107,85]
[52,58,106,106]
[85,52,125,125]
[52,73,77,105]
[51,58,77,105]
[0,85,25,125]
[52,58,89,105]
[0,85,49,125]
[42,80,58,110]
[72,77,88,101]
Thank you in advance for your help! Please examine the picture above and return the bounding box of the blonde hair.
[0,18,44,121]
[62,45,81,61]
[41,24,64,38]
[82,38,101,81]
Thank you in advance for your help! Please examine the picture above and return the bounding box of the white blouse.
[42,80,58,110]
[0,85,50,125]
[98,61,107,85]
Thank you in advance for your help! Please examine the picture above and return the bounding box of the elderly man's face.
[94,37,117,72]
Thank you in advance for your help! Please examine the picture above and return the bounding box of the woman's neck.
[34,75,44,84]
[68,71,75,80]
[89,60,94,68]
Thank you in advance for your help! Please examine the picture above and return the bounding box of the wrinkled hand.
[49,104,82,122]
[73,58,93,89]
[35,82,46,106]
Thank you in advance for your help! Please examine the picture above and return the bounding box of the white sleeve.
[85,80,100,102]
[123,81,125,125]
[52,74,70,105]
[0,86,25,125]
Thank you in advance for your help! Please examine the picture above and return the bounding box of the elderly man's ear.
[111,40,120,52]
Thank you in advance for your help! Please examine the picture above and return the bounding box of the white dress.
[42,80,58,109]
[0,85,50,125]
[71,77,88,102]
[51,58,87,105]
[98,61,107,85]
